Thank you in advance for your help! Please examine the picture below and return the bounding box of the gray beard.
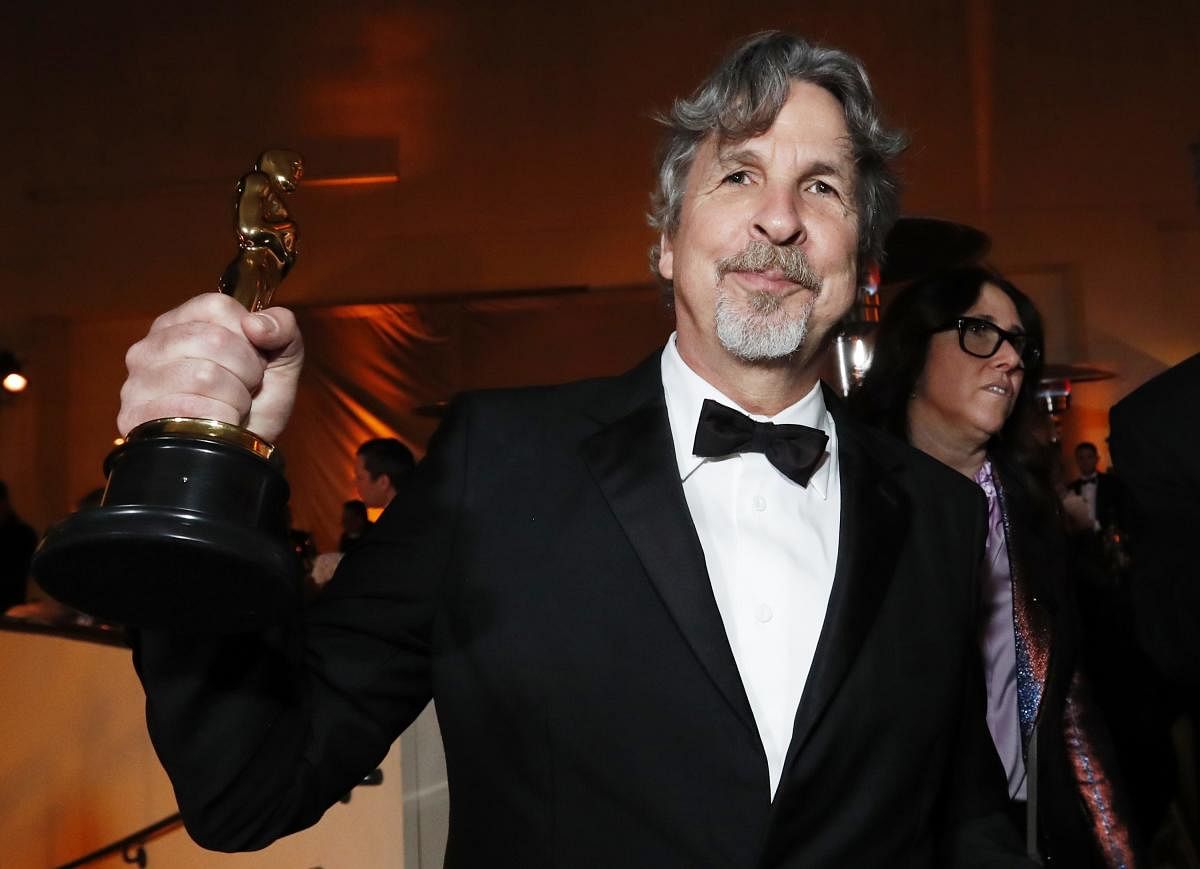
[711,240,822,361]
[714,289,814,361]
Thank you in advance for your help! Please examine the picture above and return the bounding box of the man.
[1110,354,1200,689]
[122,33,1026,865]
[353,437,414,510]
[1066,441,1125,533]
[0,481,37,612]
[1109,356,1200,845]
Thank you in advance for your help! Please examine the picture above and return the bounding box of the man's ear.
[658,232,674,280]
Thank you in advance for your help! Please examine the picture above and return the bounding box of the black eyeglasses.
[935,316,1040,365]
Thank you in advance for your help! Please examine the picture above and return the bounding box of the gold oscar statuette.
[34,150,307,629]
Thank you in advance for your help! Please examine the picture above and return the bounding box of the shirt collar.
[660,332,836,499]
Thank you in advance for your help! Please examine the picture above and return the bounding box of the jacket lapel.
[579,357,757,736]
[779,399,910,776]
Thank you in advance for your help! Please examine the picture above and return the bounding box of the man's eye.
[808,180,836,196]
[723,171,750,185]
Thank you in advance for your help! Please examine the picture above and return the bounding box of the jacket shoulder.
[450,351,663,427]
[837,412,984,509]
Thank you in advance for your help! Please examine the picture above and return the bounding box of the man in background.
[1066,441,1126,535]
[311,441,411,593]
[353,437,414,511]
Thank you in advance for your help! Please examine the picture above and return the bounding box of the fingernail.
[253,313,277,333]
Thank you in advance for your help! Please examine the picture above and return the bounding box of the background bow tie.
[692,398,829,487]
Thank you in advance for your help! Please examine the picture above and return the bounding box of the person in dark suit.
[119,32,1030,866]
[1065,442,1127,536]
[1110,354,1200,690]
[1110,355,1200,849]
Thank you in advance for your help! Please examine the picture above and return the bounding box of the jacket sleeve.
[1058,669,1141,866]
[131,396,473,851]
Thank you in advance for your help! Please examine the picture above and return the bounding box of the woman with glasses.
[853,266,1138,866]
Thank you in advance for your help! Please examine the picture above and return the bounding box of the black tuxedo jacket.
[1110,353,1200,689]
[135,354,1026,867]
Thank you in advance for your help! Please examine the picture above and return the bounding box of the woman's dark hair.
[852,265,1056,522]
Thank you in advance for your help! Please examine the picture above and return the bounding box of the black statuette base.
[33,433,301,630]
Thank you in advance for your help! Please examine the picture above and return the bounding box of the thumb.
[239,307,304,441]
[242,309,300,356]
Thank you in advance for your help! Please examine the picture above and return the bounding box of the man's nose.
[751,186,805,247]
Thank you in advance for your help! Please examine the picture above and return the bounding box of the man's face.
[658,81,861,376]
[1075,446,1099,477]
[353,455,393,509]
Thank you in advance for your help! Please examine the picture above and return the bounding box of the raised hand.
[118,292,303,442]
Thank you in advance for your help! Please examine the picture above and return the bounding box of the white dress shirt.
[1077,474,1100,529]
[660,334,841,797]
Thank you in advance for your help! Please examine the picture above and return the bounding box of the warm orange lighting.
[305,174,399,188]
[2,372,27,393]
[113,437,126,446]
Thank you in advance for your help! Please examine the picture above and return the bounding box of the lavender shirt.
[975,460,1027,800]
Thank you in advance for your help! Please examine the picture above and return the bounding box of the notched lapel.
[580,397,757,735]
[780,426,910,777]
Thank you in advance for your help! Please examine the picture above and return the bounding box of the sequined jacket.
[992,457,1140,868]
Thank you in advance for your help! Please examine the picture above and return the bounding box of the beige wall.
[0,629,407,868]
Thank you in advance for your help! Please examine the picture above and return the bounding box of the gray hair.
[648,31,908,287]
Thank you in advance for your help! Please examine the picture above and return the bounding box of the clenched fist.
[118,292,304,442]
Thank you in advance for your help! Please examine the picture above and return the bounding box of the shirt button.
[752,495,767,512]
[756,604,773,623]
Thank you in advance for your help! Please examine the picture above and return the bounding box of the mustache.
[715,241,822,293]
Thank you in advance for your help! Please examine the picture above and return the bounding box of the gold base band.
[126,418,276,461]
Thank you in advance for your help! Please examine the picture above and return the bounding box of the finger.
[119,312,266,435]
[148,292,252,335]
[120,356,254,417]
[239,307,304,440]
[126,321,267,394]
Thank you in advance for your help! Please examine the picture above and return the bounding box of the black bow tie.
[692,398,829,487]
